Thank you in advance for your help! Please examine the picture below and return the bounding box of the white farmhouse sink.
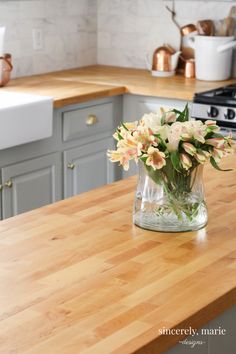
[0,91,53,150]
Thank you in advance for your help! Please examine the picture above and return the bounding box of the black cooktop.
[194,84,236,107]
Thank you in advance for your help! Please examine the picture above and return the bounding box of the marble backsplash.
[97,0,236,71]
[0,0,97,78]
[0,0,235,78]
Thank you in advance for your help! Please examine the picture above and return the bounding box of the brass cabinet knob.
[5,180,13,188]
[86,114,98,126]
[67,163,75,170]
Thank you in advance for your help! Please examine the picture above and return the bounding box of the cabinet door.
[1,153,62,219]
[123,160,138,179]
[64,138,115,198]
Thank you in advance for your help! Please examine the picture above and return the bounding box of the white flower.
[140,112,162,133]
[167,122,184,152]
[181,120,207,143]
[164,111,177,123]
[155,124,170,141]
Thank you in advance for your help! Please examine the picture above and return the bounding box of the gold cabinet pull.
[5,180,13,188]
[86,114,98,126]
[67,163,75,170]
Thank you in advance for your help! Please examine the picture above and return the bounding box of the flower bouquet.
[108,105,233,232]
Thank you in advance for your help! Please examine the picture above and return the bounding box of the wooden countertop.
[0,154,236,354]
[3,65,236,108]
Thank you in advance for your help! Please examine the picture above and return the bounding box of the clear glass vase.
[133,160,208,232]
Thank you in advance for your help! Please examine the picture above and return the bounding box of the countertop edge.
[4,65,236,108]
[134,288,236,354]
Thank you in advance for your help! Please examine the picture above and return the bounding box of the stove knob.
[224,108,235,120]
[207,106,219,118]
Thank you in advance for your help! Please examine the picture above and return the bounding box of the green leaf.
[154,133,166,149]
[144,164,163,184]
[161,114,165,126]
[121,123,129,131]
[117,132,123,140]
[172,108,182,115]
[184,104,189,120]
[211,132,225,138]
[170,151,181,172]
[175,103,189,123]
[140,156,148,163]
[210,157,233,172]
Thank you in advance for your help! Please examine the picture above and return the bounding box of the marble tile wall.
[0,0,97,77]
[0,0,235,77]
[97,0,236,69]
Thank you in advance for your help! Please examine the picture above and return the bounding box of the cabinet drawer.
[63,102,114,142]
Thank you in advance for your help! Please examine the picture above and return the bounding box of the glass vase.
[133,160,208,232]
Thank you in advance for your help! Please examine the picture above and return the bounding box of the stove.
[191,84,236,139]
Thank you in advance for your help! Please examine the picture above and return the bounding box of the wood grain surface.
[4,65,236,107]
[0,154,236,354]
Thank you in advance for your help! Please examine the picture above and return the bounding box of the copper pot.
[181,24,197,37]
[0,53,13,87]
[185,59,195,78]
[177,24,197,74]
[152,45,181,72]
[180,24,197,60]
[152,46,172,71]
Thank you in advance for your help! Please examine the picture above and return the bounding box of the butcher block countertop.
[0,154,236,354]
[4,65,236,108]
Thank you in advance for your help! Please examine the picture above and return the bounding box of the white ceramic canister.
[187,35,236,81]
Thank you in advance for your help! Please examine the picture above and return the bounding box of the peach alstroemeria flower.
[205,120,220,132]
[144,146,166,170]
[182,142,196,156]
[133,126,158,151]
[202,150,211,159]
[181,121,207,143]
[117,136,143,162]
[123,121,138,131]
[212,148,224,163]
[205,138,225,149]
[195,152,207,164]
[113,121,139,141]
[165,111,177,124]
[107,149,130,171]
[180,153,192,170]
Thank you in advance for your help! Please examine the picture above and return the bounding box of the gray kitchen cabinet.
[64,138,115,198]
[0,96,121,220]
[1,152,62,219]
[62,101,114,142]
[0,92,190,219]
